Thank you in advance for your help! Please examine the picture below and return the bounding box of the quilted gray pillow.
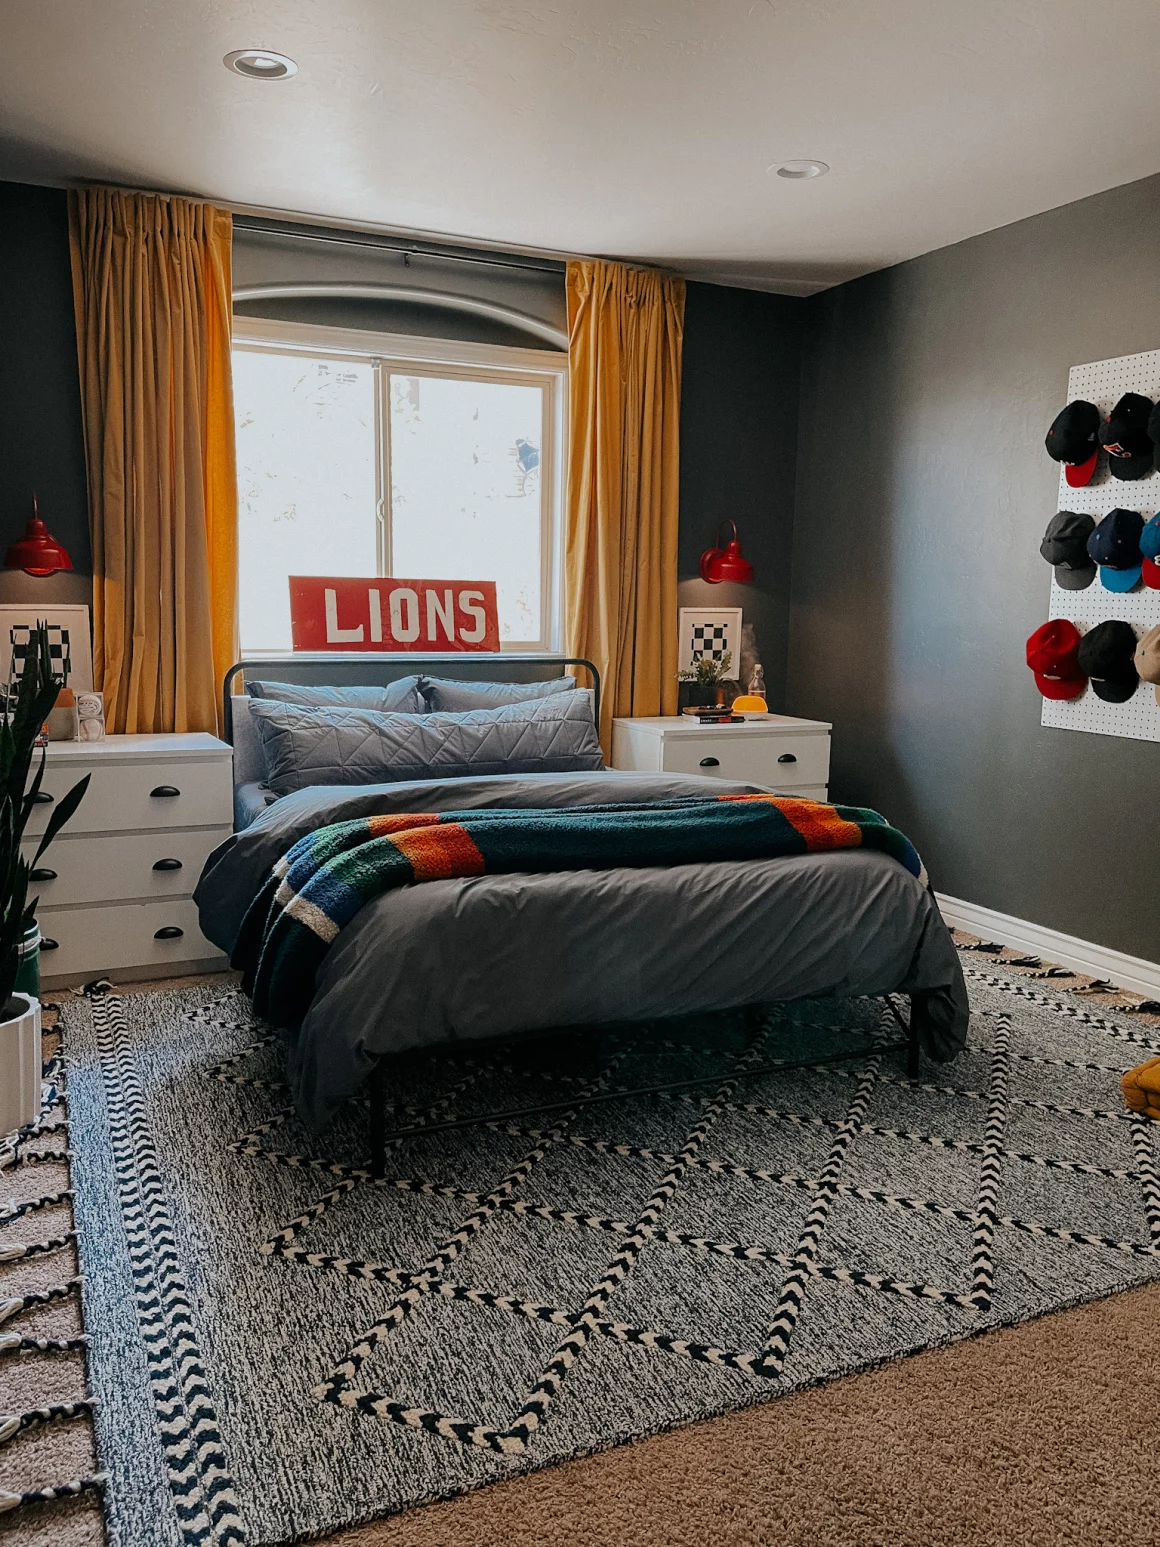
[246,676,426,716]
[249,690,603,796]
[420,675,576,712]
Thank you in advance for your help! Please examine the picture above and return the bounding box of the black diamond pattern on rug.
[63,963,1160,1546]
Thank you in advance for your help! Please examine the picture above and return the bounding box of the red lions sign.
[288,577,500,653]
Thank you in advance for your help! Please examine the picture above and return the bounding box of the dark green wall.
[0,181,92,608]
[678,281,804,709]
[789,172,1160,961]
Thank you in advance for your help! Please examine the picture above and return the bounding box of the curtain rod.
[232,214,567,278]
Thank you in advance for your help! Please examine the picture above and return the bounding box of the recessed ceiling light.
[771,160,829,180]
[224,49,298,80]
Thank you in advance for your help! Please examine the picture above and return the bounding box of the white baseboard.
[935,893,1160,1001]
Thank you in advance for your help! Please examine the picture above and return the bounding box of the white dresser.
[25,733,233,987]
[610,714,831,798]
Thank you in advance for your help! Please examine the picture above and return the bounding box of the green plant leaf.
[32,773,91,864]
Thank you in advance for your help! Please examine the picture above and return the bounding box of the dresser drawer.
[23,827,231,907]
[26,758,232,836]
[660,732,830,788]
[35,898,225,982]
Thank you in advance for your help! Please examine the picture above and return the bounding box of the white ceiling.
[4,1,1160,295]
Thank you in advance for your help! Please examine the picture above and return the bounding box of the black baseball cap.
[1076,620,1140,702]
[1046,401,1101,486]
[1040,511,1096,589]
[1087,508,1144,591]
[1099,393,1154,481]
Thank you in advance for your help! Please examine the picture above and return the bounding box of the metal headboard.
[222,653,601,743]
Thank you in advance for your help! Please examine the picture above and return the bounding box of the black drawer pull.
[31,790,54,804]
[39,937,59,951]
[30,867,57,882]
[777,753,797,764]
[152,858,183,871]
[154,926,184,940]
[699,756,720,768]
[150,785,181,798]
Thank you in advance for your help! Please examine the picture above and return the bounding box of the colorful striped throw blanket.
[234,795,925,1030]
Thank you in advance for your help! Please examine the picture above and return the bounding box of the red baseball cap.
[1026,619,1086,699]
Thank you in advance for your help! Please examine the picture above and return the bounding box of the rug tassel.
[0,1472,107,1513]
[0,1188,73,1223]
[0,1400,94,1447]
[0,1331,88,1356]
[0,1232,76,1263]
[0,1278,82,1326]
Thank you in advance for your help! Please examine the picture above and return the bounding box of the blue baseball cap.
[1087,508,1143,591]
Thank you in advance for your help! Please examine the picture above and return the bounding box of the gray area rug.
[63,962,1160,1547]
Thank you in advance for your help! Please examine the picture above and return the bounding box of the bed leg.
[369,1060,387,1179]
[907,1000,921,1080]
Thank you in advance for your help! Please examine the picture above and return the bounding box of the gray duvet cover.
[195,771,968,1126]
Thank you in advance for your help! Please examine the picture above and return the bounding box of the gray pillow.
[249,689,603,796]
[246,676,426,716]
[420,675,575,712]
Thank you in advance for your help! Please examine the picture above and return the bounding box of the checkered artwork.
[678,607,742,674]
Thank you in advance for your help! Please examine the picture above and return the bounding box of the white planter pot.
[0,992,41,1140]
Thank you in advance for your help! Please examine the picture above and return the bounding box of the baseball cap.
[1045,401,1101,486]
[1140,513,1160,589]
[1025,619,1086,699]
[1087,508,1143,591]
[1099,393,1154,481]
[1040,511,1096,589]
[1077,620,1139,702]
[1134,624,1160,705]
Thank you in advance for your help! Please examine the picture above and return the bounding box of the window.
[232,317,565,654]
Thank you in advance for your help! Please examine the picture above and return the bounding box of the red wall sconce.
[699,520,754,584]
[5,496,73,577]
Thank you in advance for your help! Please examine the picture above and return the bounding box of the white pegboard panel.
[1041,347,1160,742]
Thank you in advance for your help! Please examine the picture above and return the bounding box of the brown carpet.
[3,949,1159,1547]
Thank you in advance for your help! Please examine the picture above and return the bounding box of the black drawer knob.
[40,937,59,951]
[152,858,183,872]
[150,785,181,798]
[30,867,57,882]
[31,790,54,804]
[154,926,184,940]
[699,756,720,768]
[777,753,797,764]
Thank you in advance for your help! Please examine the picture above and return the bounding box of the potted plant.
[677,650,735,709]
[0,623,89,1139]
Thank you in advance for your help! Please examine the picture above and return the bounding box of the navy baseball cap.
[1099,393,1154,481]
[1087,508,1144,591]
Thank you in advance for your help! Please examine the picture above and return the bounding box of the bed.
[194,655,969,1155]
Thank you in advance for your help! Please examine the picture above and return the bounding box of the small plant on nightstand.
[0,623,89,1138]
[677,651,733,707]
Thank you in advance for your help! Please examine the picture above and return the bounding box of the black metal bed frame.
[222,653,601,745]
[217,653,918,1180]
[367,996,920,1178]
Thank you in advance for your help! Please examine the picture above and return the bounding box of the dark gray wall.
[678,281,804,709]
[789,172,1160,961]
[0,181,92,608]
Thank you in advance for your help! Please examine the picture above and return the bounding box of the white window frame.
[231,314,568,653]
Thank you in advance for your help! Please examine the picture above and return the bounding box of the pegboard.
[1041,348,1160,742]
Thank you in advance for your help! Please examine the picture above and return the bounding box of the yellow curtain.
[68,187,238,736]
[565,260,685,751]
